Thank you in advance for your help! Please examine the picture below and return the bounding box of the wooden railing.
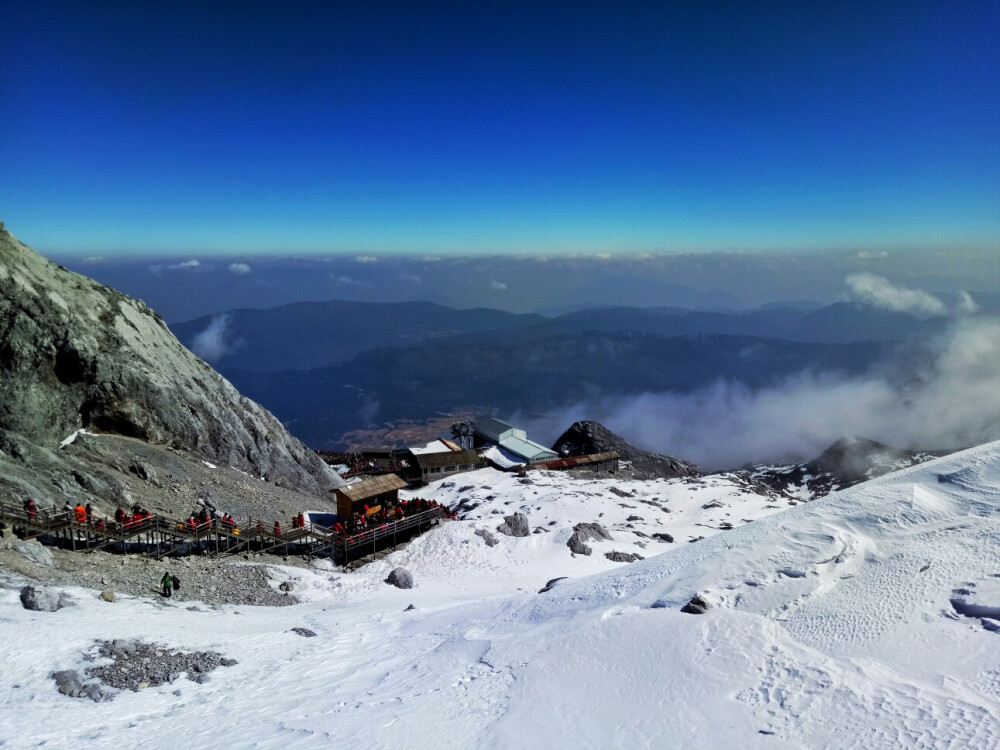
[0,498,444,564]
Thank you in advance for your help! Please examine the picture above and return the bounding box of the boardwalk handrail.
[0,497,446,564]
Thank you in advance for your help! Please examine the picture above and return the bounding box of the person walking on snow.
[160,572,173,598]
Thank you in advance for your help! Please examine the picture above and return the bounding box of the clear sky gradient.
[2,1,998,256]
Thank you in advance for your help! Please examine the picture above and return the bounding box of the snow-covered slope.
[3,443,1000,748]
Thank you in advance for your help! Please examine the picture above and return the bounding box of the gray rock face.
[20,585,73,612]
[386,567,414,589]
[15,539,54,567]
[552,420,699,480]
[291,627,316,638]
[567,522,612,556]
[496,512,530,537]
[0,223,342,495]
[475,528,499,546]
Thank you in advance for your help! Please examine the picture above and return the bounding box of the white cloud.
[857,250,890,260]
[81,255,105,264]
[490,280,507,291]
[190,314,237,362]
[846,273,946,315]
[354,255,379,264]
[329,273,368,287]
[228,262,252,275]
[519,316,1000,471]
[149,259,204,274]
[956,291,979,315]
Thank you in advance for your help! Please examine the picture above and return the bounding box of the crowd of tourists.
[318,451,408,478]
[17,494,458,546]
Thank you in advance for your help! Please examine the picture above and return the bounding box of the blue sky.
[2,1,998,256]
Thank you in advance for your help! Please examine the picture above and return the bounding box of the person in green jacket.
[160,572,173,598]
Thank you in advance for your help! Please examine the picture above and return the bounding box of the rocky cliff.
[0,222,342,505]
[552,420,699,479]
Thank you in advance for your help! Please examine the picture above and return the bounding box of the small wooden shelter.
[332,473,408,518]
[408,449,489,485]
[530,451,620,473]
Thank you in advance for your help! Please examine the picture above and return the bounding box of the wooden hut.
[529,451,619,474]
[408,449,489,485]
[332,474,408,519]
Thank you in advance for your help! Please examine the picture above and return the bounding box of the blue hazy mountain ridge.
[169,300,544,372]
[175,299,941,376]
[224,333,894,451]
[534,302,945,344]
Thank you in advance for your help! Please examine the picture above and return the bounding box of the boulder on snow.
[604,551,643,563]
[496,512,530,537]
[680,594,711,615]
[20,585,73,612]
[279,581,295,592]
[538,577,568,593]
[99,589,115,603]
[386,567,414,589]
[51,669,111,702]
[291,627,316,638]
[567,522,612,556]
[475,528,499,547]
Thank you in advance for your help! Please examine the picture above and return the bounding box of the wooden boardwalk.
[0,498,443,565]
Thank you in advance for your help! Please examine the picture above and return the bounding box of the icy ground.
[2,446,1000,748]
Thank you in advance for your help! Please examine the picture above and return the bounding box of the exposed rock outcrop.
[475,528,499,547]
[0,223,342,497]
[386,567,414,589]
[567,522,612,556]
[752,436,943,500]
[552,421,699,480]
[604,551,643,563]
[680,594,711,615]
[496,512,530,537]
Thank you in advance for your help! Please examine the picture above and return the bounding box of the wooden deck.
[0,498,443,565]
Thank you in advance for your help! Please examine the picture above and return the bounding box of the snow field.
[2,443,1000,748]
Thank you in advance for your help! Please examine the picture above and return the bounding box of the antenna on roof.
[450,420,475,450]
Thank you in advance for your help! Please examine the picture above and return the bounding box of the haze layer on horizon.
[57,249,1000,322]
[2,2,998,257]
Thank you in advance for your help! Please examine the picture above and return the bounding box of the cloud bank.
[846,273,946,315]
[520,316,1000,471]
[228,262,252,275]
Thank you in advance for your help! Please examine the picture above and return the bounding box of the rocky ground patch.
[85,639,237,692]
[0,533,304,606]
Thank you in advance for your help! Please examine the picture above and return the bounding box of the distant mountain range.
[170,300,544,372]
[223,332,893,450]
[173,299,941,373]
[169,297,959,452]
